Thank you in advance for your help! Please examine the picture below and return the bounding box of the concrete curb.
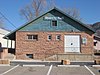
[0,64,10,66]
[71,61,94,62]
[23,65,45,67]
[11,60,42,62]
[11,60,60,62]
[58,65,80,67]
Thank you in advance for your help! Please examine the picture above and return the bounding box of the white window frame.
[56,35,61,40]
[47,35,52,41]
[27,35,38,41]
[82,37,87,45]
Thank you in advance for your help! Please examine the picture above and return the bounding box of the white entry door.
[64,35,80,53]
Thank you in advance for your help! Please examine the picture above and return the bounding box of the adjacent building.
[92,22,100,51]
[4,7,95,60]
[0,28,14,59]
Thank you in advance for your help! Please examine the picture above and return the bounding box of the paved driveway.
[0,65,99,75]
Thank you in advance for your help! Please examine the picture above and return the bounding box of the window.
[94,41,97,46]
[82,37,87,44]
[27,35,32,39]
[56,35,61,40]
[33,35,38,40]
[27,35,38,40]
[47,35,52,40]
[52,20,57,26]
[26,54,33,59]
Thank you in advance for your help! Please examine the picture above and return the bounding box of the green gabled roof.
[4,7,95,40]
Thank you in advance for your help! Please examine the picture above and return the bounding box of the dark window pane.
[28,35,32,39]
[52,20,57,26]
[33,35,38,40]
[26,54,33,59]
[94,42,97,46]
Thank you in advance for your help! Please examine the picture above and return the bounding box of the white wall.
[94,39,100,50]
[0,28,15,48]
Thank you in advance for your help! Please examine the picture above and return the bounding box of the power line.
[0,11,17,28]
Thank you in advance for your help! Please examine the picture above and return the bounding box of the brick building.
[4,7,95,60]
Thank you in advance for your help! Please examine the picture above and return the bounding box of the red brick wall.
[15,31,94,60]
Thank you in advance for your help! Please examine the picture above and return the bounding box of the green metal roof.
[4,7,95,40]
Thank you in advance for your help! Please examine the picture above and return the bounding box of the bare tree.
[20,0,82,21]
[20,5,34,21]
[32,0,46,17]
[64,7,82,21]
[20,0,46,21]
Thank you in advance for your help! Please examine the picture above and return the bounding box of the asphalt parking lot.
[0,65,99,75]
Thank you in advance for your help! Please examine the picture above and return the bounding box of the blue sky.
[0,0,100,30]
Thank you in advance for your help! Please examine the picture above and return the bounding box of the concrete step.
[45,54,93,61]
[57,54,93,61]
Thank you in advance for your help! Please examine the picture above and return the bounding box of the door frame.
[64,34,81,53]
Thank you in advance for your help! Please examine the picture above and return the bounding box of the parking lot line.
[0,65,19,75]
[92,65,100,67]
[23,65,45,67]
[58,65,80,67]
[47,65,53,75]
[84,65,95,75]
